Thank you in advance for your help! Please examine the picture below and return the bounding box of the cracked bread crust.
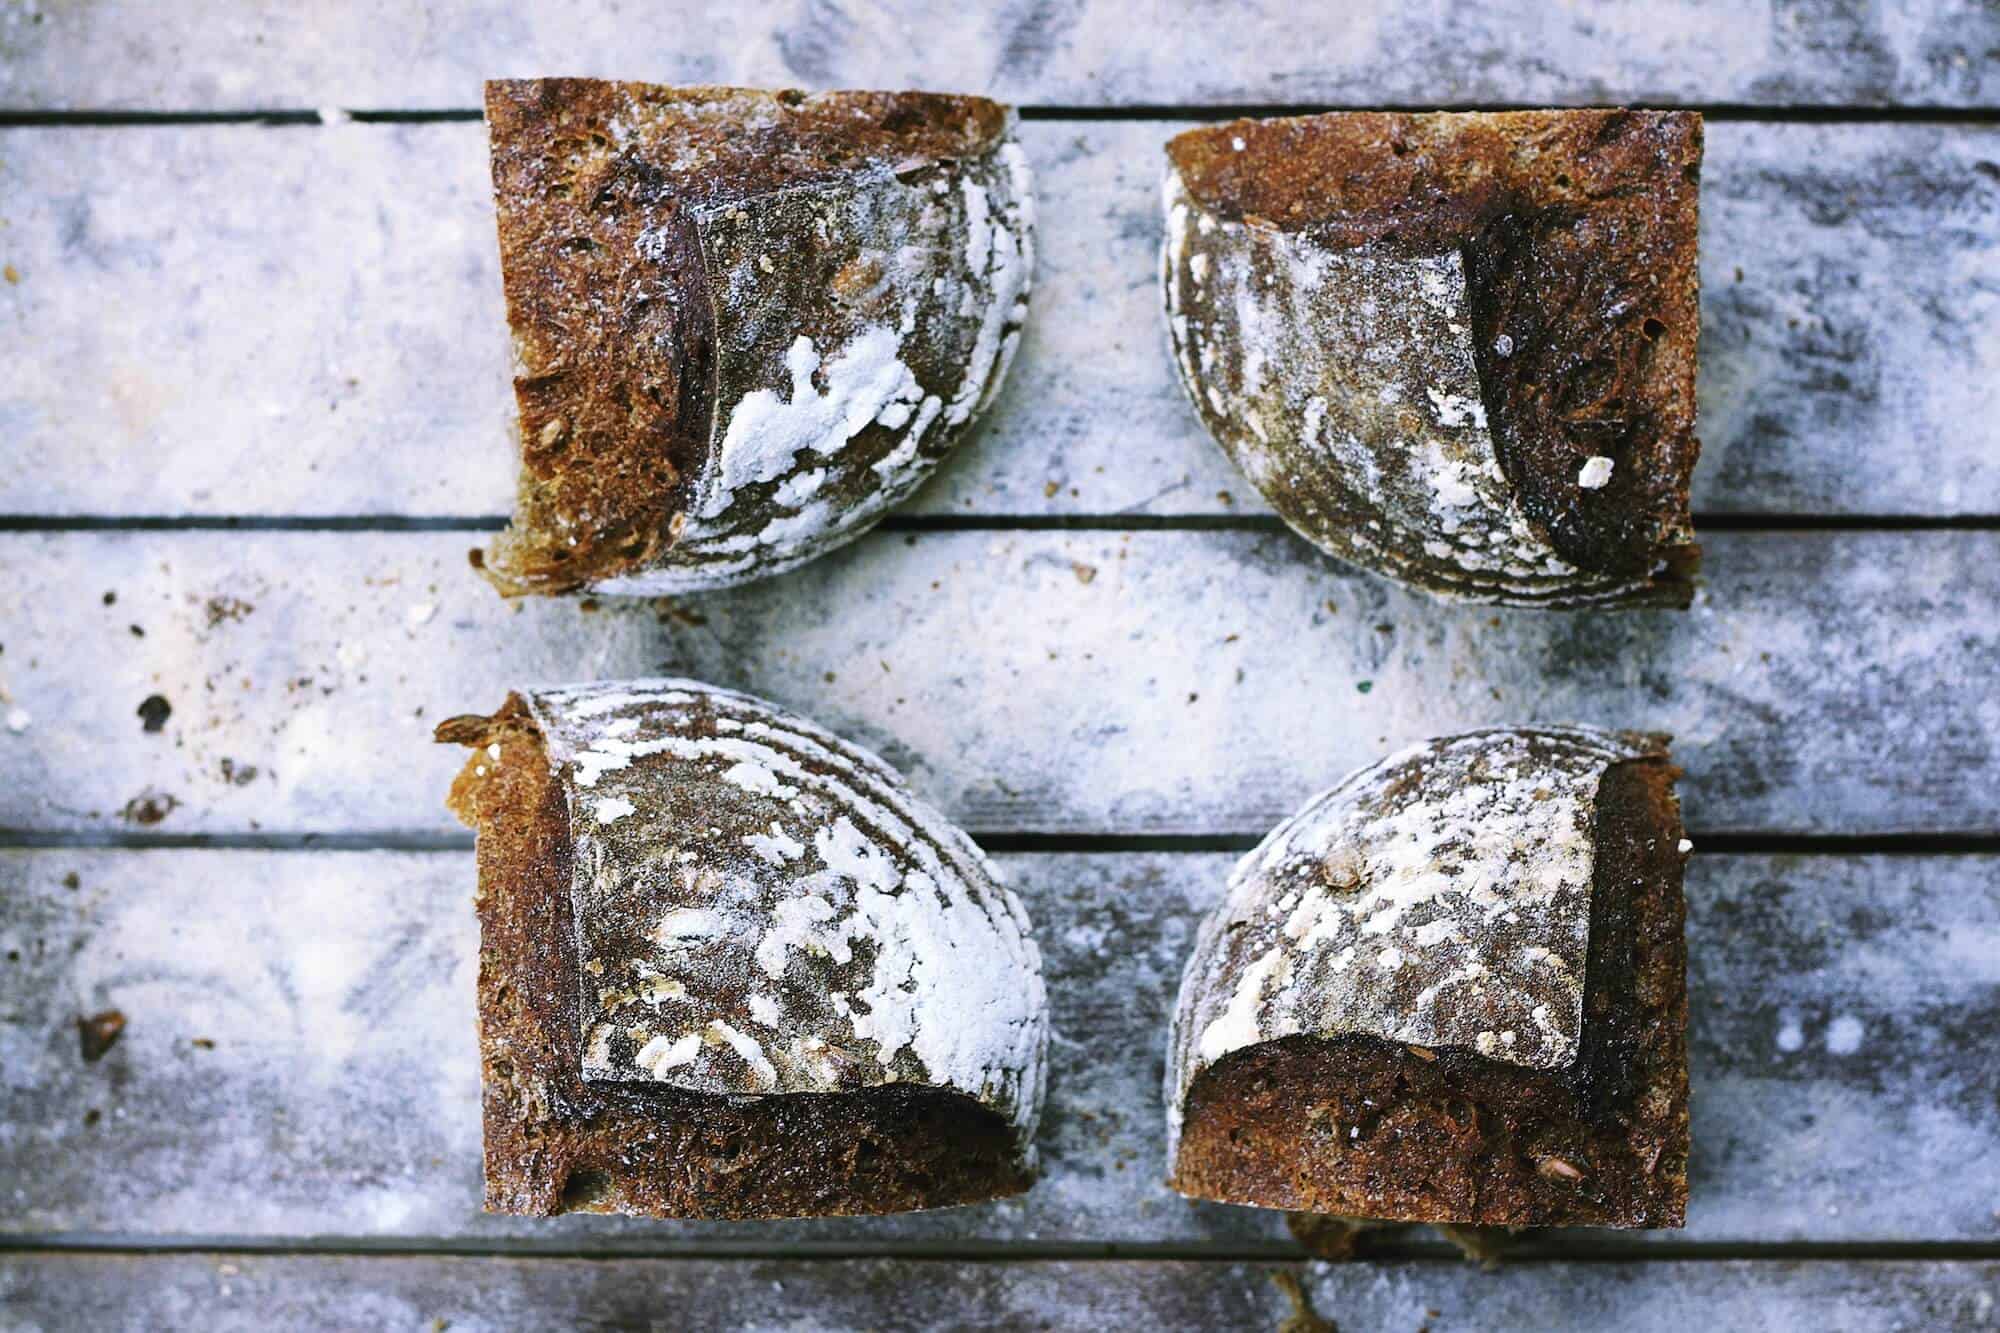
[481,79,1033,596]
[1167,732,1689,1228]
[437,688,1043,1219]
[1163,110,1701,607]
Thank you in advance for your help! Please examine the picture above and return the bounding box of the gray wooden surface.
[3,3,1998,1329]
[5,849,1997,1249]
[4,1254,1997,1333]
[5,1,1997,110]
[3,530,1996,838]
[5,120,1998,520]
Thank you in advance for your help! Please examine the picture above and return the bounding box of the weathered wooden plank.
[1,1254,1995,1333]
[5,0,1997,110]
[5,849,1996,1247]
[1,529,1995,838]
[4,120,1997,519]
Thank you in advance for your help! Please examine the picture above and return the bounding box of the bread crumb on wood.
[1286,1210,1391,1261]
[1268,1269,1335,1332]
[78,1010,126,1062]
[1434,1221,1518,1270]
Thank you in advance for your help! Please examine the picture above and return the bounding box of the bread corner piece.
[436,678,1048,1219]
[1166,727,1689,1229]
[478,79,1034,598]
[1163,110,1702,608]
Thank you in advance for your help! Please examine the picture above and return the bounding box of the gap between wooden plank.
[1043,104,2000,124]
[4,830,1998,853]
[6,1236,2000,1264]
[4,105,2000,127]
[4,514,1999,532]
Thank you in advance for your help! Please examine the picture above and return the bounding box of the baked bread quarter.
[481,80,1034,595]
[1166,727,1690,1229]
[1163,110,1702,607]
[439,678,1049,1218]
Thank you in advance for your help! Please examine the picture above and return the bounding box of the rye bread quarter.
[1166,727,1691,1229]
[438,678,1050,1219]
[480,80,1035,596]
[1162,111,1703,608]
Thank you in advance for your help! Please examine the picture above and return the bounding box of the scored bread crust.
[1165,727,1690,1228]
[1162,110,1701,608]
[481,80,1034,596]
[439,679,1049,1218]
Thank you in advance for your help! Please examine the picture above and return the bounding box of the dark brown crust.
[482,82,712,595]
[438,699,1031,1219]
[1168,110,1701,593]
[1170,757,1689,1229]
[481,80,1010,595]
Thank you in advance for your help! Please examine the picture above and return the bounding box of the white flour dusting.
[699,329,920,520]
[524,678,1049,1155]
[1166,727,1660,1158]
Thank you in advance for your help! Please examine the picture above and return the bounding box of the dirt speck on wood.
[137,695,172,732]
[204,596,255,628]
[121,790,179,825]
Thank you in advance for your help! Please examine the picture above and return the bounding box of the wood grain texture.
[4,0,1997,110]
[3,1253,1998,1333]
[4,121,1998,520]
[3,1248,2000,1328]
[2,529,1996,839]
[5,849,1997,1248]
[3,5,1997,1324]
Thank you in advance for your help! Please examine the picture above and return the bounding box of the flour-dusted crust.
[521,679,1048,1151]
[439,678,1050,1218]
[1162,111,1701,608]
[1163,726,1690,1228]
[1166,726,1668,1163]
[481,80,1034,596]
